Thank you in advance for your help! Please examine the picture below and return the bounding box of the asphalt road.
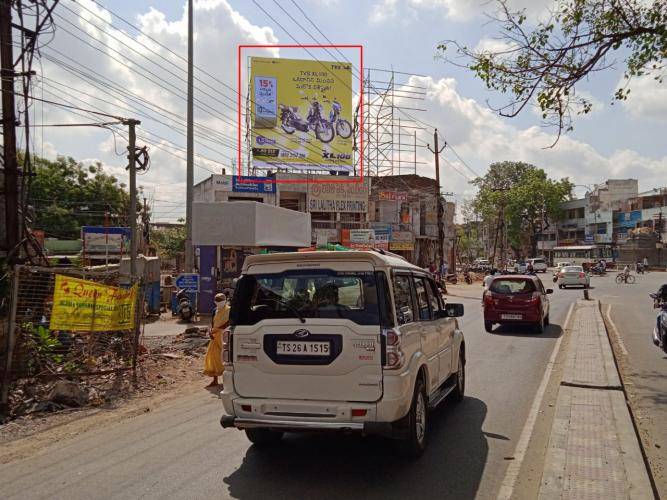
[592,270,667,497]
[1,281,576,500]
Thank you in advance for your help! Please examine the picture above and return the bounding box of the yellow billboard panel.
[250,57,353,171]
[50,275,137,332]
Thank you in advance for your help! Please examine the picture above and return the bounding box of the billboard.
[250,57,353,172]
[82,226,130,254]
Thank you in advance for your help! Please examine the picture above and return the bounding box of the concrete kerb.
[538,299,654,500]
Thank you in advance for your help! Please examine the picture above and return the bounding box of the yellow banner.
[50,275,137,332]
[250,57,353,171]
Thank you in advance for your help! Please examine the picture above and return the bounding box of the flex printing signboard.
[250,57,353,172]
[232,176,276,193]
[82,226,130,254]
[307,179,369,213]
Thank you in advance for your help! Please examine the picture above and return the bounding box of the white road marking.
[603,304,629,356]
[496,302,574,500]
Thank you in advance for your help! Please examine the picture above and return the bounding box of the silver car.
[557,265,590,289]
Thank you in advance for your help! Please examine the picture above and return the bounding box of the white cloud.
[389,76,666,199]
[369,0,554,24]
[369,0,399,24]
[619,75,667,122]
[473,37,517,54]
[36,0,278,221]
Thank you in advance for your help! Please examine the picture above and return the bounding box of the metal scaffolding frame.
[361,68,428,177]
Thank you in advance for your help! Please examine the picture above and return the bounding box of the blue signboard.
[232,176,276,194]
[618,210,642,229]
[584,234,594,243]
[175,273,200,291]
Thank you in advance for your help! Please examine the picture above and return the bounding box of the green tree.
[26,155,132,239]
[151,225,186,259]
[439,0,667,141]
[471,161,573,258]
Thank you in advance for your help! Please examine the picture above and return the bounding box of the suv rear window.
[231,269,380,325]
[490,279,536,294]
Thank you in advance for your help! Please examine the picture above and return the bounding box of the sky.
[25,0,667,222]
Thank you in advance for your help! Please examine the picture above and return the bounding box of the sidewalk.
[539,300,654,499]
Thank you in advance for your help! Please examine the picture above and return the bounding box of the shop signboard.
[307,179,369,213]
[390,230,414,243]
[250,57,353,172]
[390,242,414,251]
[232,176,276,193]
[378,191,408,202]
[341,229,375,249]
[312,228,339,244]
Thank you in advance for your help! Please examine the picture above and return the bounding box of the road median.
[538,299,654,500]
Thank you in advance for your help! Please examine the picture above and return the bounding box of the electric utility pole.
[1,0,19,261]
[427,129,446,272]
[185,0,194,272]
[125,119,140,277]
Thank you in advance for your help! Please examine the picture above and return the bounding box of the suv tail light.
[222,327,233,364]
[382,328,404,370]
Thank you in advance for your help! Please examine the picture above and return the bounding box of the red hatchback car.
[483,275,553,333]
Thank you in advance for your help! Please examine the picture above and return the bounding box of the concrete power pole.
[427,129,446,272]
[125,119,140,278]
[184,0,195,272]
[1,0,19,262]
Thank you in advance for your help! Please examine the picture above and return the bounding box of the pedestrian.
[429,261,437,274]
[204,293,230,388]
[643,256,649,270]
[440,261,449,281]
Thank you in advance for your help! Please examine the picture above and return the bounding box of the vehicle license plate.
[501,314,522,320]
[276,341,330,356]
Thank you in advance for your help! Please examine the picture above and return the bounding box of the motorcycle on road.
[175,288,195,322]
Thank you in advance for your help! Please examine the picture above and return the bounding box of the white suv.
[219,250,466,456]
[527,258,548,273]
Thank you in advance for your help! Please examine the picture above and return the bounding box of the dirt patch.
[0,331,217,463]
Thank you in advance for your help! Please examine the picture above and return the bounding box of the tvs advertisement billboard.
[250,57,353,172]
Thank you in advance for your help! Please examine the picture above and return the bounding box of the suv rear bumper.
[220,415,398,437]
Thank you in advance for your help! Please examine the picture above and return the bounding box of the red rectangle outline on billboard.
[237,45,363,185]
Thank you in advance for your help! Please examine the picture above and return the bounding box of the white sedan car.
[557,265,590,289]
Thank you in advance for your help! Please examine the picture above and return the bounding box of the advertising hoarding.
[250,57,353,172]
[82,226,130,254]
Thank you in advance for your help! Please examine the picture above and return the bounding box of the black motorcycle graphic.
[279,96,335,143]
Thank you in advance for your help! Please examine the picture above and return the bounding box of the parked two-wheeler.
[636,263,645,274]
[280,96,334,143]
[445,273,458,284]
[463,268,473,284]
[650,288,667,354]
[590,265,606,276]
[175,288,194,322]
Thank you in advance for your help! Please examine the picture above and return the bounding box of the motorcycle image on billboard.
[250,57,353,172]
